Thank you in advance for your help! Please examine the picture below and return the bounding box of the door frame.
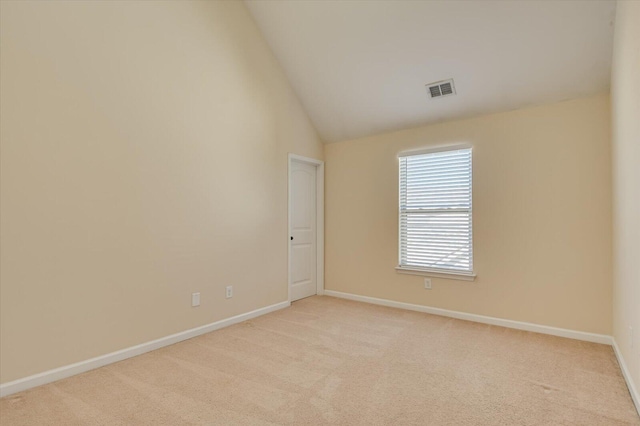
[288,153,324,303]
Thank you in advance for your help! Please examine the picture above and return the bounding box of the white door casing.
[288,154,324,302]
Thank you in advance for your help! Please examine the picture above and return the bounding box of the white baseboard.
[323,290,613,345]
[612,338,640,416]
[0,301,290,398]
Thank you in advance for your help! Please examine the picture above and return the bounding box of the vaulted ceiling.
[246,0,616,143]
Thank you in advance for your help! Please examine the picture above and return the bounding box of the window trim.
[395,266,476,281]
[397,142,472,158]
[397,143,476,281]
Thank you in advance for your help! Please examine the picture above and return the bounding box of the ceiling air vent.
[426,79,456,99]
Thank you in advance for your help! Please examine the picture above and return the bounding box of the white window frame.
[395,143,476,281]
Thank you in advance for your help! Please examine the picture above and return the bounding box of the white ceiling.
[245,0,616,143]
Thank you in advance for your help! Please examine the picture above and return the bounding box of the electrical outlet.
[226,286,233,299]
[424,278,432,290]
[191,292,200,307]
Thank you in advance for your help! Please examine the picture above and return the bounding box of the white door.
[290,161,317,301]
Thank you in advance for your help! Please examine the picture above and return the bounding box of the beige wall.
[0,0,323,383]
[611,0,640,397]
[325,94,612,335]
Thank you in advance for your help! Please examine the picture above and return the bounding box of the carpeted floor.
[1,296,638,425]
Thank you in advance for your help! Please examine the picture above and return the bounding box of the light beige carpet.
[1,296,638,425]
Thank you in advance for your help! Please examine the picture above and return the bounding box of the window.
[397,145,474,278]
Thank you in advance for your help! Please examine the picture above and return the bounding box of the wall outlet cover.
[191,292,200,307]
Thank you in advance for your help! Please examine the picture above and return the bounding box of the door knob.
[290,236,294,240]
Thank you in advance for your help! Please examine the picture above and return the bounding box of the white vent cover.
[426,79,456,99]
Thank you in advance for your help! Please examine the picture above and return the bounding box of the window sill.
[395,266,476,281]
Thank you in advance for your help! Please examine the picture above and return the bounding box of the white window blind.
[399,147,473,274]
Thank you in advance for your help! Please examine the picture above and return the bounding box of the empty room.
[0,0,638,424]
